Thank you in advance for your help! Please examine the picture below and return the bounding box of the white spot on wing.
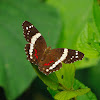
[76,52,78,55]
[27,33,29,35]
[27,39,29,41]
[76,51,78,53]
[46,69,49,72]
[72,56,74,58]
[26,27,28,30]
[30,56,33,59]
[29,26,31,28]
[75,56,78,58]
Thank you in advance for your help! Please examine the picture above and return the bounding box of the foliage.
[0,0,100,100]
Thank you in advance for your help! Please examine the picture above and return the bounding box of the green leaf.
[0,0,61,100]
[33,59,75,94]
[0,26,36,100]
[54,79,97,100]
[87,60,100,99]
[54,88,90,100]
[74,58,99,69]
[93,0,100,33]
[47,0,93,49]
[74,0,100,69]
[75,14,100,69]
[47,0,99,70]
[47,87,59,98]
[55,64,75,90]
[48,79,97,100]
[73,79,97,100]
[33,65,59,90]
[76,24,100,58]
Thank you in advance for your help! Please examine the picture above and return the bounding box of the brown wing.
[63,49,84,64]
[23,21,47,65]
[38,48,84,75]
[22,21,39,42]
[38,48,65,75]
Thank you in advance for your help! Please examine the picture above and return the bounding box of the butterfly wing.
[38,48,64,75]
[22,21,47,65]
[38,48,84,75]
[63,49,84,64]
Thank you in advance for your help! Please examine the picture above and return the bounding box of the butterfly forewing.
[63,49,84,64]
[23,21,47,65]
[22,21,39,42]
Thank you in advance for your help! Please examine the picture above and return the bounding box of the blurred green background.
[0,0,100,100]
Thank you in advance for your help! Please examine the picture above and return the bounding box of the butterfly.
[22,21,84,75]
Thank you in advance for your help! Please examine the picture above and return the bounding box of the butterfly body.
[22,21,84,75]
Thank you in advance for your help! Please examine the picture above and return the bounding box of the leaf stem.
[58,83,71,91]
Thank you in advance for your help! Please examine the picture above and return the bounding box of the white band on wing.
[48,49,68,71]
[29,33,41,59]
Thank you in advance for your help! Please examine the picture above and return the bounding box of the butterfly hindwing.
[38,48,84,75]
[38,48,66,75]
[23,21,47,65]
